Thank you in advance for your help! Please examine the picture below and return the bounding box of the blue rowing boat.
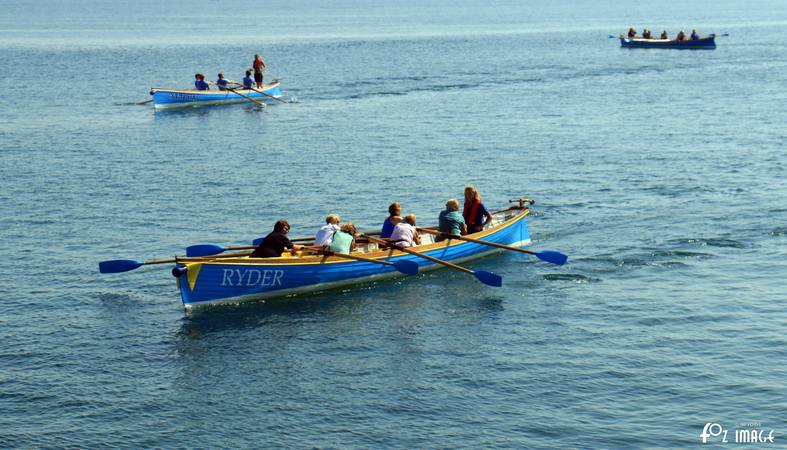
[173,207,532,309]
[619,35,716,49]
[149,81,283,109]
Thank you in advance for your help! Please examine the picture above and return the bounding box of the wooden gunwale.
[185,207,529,267]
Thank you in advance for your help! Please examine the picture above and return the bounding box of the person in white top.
[389,214,421,248]
[315,214,341,246]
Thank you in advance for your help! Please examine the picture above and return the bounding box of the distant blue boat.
[620,35,716,49]
[149,81,282,109]
[174,207,532,309]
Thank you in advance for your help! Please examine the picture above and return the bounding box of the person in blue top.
[194,73,210,91]
[690,29,699,40]
[436,198,467,241]
[380,202,402,238]
[242,70,254,89]
[216,72,229,91]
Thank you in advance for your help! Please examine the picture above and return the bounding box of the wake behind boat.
[99,200,568,311]
[149,80,283,109]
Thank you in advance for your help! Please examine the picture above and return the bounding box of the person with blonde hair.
[380,202,403,238]
[389,214,421,248]
[437,198,467,241]
[315,214,341,247]
[328,222,357,254]
[462,185,493,233]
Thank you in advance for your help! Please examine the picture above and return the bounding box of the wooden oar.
[304,246,419,275]
[187,244,256,257]
[229,81,288,104]
[188,235,321,257]
[417,228,568,266]
[99,251,253,273]
[251,236,316,247]
[363,235,502,287]
[211,82,265,108]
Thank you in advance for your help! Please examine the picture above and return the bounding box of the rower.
[242,70,254,89]
[216,72,229,91]
[627,27,637,38]
[194,73,210,91]
[690,29,699,40]
[251,220,302,257]
[436,199,466,242]
[677,30,686,41]
[660,30,668,39]
[389,215,421,248]
[327,223,358,254]
[315,214,341,247]
[380,202,403,238]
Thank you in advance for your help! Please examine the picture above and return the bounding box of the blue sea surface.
[1,0,785,448]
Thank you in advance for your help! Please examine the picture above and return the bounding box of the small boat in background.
[149,80,283,109]
[619,34,717,49]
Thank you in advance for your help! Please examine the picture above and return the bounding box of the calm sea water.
[1,0,785,447]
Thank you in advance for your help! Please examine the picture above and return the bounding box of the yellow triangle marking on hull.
[187,263,202,291]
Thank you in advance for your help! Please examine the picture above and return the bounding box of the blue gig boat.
[173,207,532,309]
[149,81,283,109]
[619,35,716,49]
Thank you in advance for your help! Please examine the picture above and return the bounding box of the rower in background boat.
[691,29,700,40]
[463,185,493,233]
[642,29,652,39]
[194,73,210,90]
[242,70,254,89]
[660,30,669,39]
[251,219,302,257]
[436,198,466,241]
[216,72,229,91]
[677,30,686,41]
[627,27,637,38]
[380,202,403,238]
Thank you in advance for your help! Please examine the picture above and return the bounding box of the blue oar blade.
[99,259,144,274]
[252,237,263,246]
[392,259,419,275]
[535,250,568,266]
[186,244,226,257]
[474,270,502,287]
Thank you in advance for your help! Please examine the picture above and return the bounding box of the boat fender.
[172,266,188,277]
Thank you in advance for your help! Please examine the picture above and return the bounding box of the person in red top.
[462,185,493,234]
[252,53,266,89]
